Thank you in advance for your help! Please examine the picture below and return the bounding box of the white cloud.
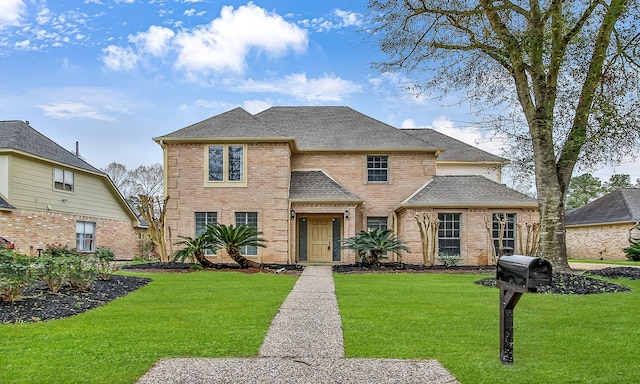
[36,8,52,25]
[334,9,363,27]
[102,45,138,71]
[37,101,116,121]
[184,8,196,17]
[431,116,505,155]
[401,119,416,128]
[298,9,363,32]
[243,99,272,114]
[129,25,174,57]
[236,73,361,102]
[15,39,32,49]
[0,0,26,28]
[174,2,307,74]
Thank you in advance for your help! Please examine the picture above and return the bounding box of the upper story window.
[206,145,247,187]
[54,168,74,192]
[367,155,388,182]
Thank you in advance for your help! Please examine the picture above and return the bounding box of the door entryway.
[297,215,342,263]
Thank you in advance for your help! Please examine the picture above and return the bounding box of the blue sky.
[1,0,636,183]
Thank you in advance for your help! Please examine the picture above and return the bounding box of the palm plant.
[172,232,218,268]
[341,228,409,266]
[207,223,267,269]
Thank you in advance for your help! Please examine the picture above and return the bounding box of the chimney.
[76,141,79,157]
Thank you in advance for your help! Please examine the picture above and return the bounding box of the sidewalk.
[137,266,459,383]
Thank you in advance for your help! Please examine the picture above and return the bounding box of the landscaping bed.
[0,275,150,324]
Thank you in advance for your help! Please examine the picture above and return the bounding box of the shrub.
[437,252,463,267]
[94,246,116,280]
[0,250,35,302]
[66,255,97,291]
[624,240,640,261]
[35,254,68,294]
[43,243,79,258]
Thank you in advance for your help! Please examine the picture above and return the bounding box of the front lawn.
[335,273,640,384]
[0,271,297,384]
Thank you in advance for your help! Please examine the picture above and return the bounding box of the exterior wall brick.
[0,209,141,259]
[164,142,291,264]
[566,224,633,260]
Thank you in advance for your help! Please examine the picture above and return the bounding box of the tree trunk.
[227,249,261,269]
[194,251,216,269]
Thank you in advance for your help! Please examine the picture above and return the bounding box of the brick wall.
[0,209,141,259]
[566,223,633,260]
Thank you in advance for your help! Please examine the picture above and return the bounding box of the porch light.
[290,209,295,220]
[344,209,349,220]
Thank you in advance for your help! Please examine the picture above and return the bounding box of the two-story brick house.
[155,106,538,266]
[0,121,143,259]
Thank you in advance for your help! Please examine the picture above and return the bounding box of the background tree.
[368,0,640,270]
[137,194,169,262]
[100,162,164,206]
[565,174,605,209]
[604,174,634,192]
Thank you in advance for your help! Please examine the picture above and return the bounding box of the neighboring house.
[0,121,143,259]
[566,188,640,260]
[155,106,539,266]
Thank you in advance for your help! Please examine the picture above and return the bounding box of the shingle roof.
[566,188,640,226]
[402,175,538,207]
[289,170,361,201]
[0,120,102,173]
[402,128,506,162]
[155,107,282,140]
[256,106,435,150]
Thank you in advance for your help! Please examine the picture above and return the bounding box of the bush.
[437,252,463,267]
[35,254,68,294]
[43,243,79,258]
[624,241,640,261]
[66,255,97,291]
[0,250,35,302]
[94,246,116,281]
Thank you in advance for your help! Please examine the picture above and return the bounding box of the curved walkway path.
[137,266,459,383]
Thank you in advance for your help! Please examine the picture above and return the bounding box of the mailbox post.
[496,255,552,364]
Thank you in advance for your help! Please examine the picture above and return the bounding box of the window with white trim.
[54,168,74,191]
[235,212,258,256]
[76,221,95,252]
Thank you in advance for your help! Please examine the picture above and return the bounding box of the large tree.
[368,0,640,270]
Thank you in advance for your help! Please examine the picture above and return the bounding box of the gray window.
[367,216,388,230]
[228,145,243,181]
[195,212,217,255]
[208,145,244,182]
[438,213,461,255]
[235,212,258,256]
[367,155,388,182]
[208,146,224,181]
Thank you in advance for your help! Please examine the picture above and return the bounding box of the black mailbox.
[497,254,552,292]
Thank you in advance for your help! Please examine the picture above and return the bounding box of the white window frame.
[366,155,389,183]
[76,221,95,252]
[54,167,74,192]
[235,211,258,256]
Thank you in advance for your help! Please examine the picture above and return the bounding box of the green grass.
[0,271,297,384]
[335,273,640,384]
[569,258,640,266]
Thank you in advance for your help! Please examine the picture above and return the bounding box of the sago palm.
[341,228,409,266]
[207,223,267,269]
[172,232,217,268]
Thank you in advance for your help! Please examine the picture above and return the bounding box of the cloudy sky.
[1,0,636,183]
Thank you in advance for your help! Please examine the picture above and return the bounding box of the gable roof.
[401,175,538,208]
[155,107,282,141]
[402,128,506,163]
[0,120,102,174]
[255,106,438,151]
[289,170,361,202]
[566,188,640,226]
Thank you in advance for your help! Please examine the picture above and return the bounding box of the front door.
[309,217,332,263]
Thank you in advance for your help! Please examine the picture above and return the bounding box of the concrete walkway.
[137,266,459,383]
[569,262,640,270]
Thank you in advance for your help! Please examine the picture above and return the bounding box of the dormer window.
[54,168,74,192]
